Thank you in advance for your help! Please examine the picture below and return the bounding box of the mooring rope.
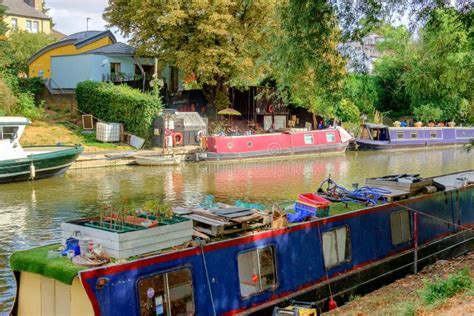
[392,201,474,233]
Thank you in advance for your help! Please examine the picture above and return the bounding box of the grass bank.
[325,251,474,316]
[21,111,132,153]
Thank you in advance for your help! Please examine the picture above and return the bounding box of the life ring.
[195,130,203,143]
[173,132,183,145]
[268,104,274,113]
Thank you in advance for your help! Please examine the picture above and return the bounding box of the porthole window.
[411,132,418,139]
[397,131,404,139]
[247,141,253,148]
[227,142,234,149]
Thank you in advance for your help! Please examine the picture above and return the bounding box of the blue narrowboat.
[355,123,474,150]
[10,171,474,316]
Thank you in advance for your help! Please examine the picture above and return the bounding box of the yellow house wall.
[4,15,51,34]
[29,36,114,78]
[17,272,94,316]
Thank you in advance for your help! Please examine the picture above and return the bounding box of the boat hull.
[204,129,350,161]
[72,173,473,315]
[135,155,181,166]
[0,145,83,184]
[355,126,474,150]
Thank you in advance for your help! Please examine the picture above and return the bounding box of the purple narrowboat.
[9,171,474,316]
[356,123,474,150]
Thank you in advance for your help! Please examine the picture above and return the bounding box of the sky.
[46,0,126,41]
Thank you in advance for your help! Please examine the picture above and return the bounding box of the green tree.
[342,74,379,115]
[104,0,278,110]
[0,4,11,68]
[373,9,473,122]
[6,30,56,74]
[269,0,346,116]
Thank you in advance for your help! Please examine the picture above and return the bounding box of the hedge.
[76,81,162,140]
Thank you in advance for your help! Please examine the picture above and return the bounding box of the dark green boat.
[0,117,83,184]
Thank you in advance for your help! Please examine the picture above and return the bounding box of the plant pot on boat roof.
[393,121,401,127]
[414,121,423,128]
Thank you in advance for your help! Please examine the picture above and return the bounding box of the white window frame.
[322,226,351,268]
[11,18,18,30]
[390,210,412,245]
[32,20,39,33]
[326,132,336,143]
[25,20,32,32]
[238,246,277,298]
[304,134,314,144]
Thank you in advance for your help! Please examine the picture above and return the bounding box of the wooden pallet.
[184,210,269,237]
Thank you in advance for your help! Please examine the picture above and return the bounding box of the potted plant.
[393,121,401,127]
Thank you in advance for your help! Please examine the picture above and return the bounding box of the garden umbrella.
[218,108,241,124]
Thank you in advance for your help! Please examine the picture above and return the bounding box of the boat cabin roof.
[0,117,30,126]
[363,123,388,129]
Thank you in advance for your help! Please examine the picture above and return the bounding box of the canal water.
[0,148,472,312]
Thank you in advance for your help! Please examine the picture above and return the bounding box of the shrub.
[76,81,163,140]
[0,75,43,119]
[419,268,472,305]
[336,99,361,123]
[413,104,443,123]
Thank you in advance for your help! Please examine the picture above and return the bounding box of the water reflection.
[0,147,472,311]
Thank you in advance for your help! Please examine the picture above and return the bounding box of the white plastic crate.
[96,122,121,142]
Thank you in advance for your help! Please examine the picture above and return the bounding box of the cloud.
[45,0,125,41]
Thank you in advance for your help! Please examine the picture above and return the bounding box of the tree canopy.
[373,8,473,122]
[104,0,473,122]
[104,0,278,110]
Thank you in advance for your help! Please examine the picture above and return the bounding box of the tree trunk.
[202,76,230,113]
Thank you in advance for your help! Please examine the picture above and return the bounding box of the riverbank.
[325,251,474,315]
[21,113,131,152]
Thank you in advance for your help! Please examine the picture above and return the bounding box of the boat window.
[410,132,418,139]
[430,132,438,138]
[371,129,379,140]
[390,210,411,245]
[397,131,404,139]
[238,246,277,297]
[304,134,314,144]
[138,268,195,316]
[326,133,336,142]
[0,126,18,140]
[322,226,351,268]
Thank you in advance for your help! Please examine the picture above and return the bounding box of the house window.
[390,210,411,245]
[25,20,32,32]
[322,226,351,268]
[326,132,336,142]
[11,18,18,30]
[238,246,277,297]
[32,21,39,33]
[410,132,418,139]
[304,134,314,145]
[110,63,122,81]
[397,131,404,139]
[138,268,195,316]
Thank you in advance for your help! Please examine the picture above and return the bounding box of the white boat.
[0,117,83,184]
[135,154,182,166]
